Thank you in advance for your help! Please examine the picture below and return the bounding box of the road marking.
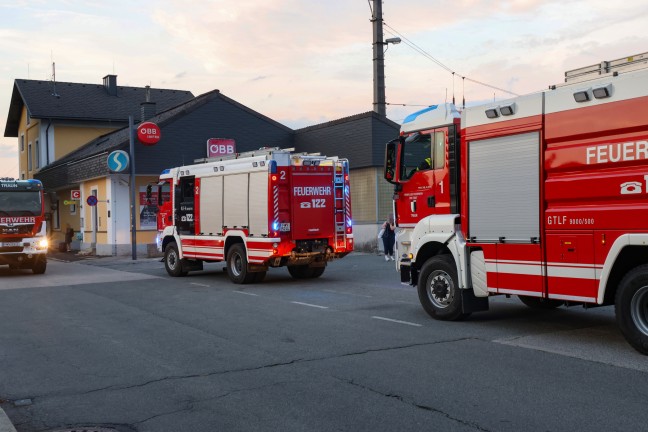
[323,289,372,298]
[372,316,422,327]
[233,291,259,296]
[190,283,210,287]
[291,301,329,309]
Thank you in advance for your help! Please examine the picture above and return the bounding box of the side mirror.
[383,138,399,184]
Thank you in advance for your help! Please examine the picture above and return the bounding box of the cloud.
[2,0,648,159]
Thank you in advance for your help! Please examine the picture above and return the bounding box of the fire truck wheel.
[417,254,468,321]
[31,256,47,274]
[615,265,648,355]
[518,296,562,309]
[310,266,325,278]
[165,243,188,277]
[287,265,309,279]
[227,244,256,284]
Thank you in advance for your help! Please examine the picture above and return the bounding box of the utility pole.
[371,0,386,116]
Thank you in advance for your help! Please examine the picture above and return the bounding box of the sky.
[1,0,648,177]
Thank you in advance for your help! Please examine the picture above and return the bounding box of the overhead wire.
[383,22,519,98]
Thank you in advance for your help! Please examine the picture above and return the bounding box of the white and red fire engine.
[155,147,353,283]
[383,53,648,354]
[0,178,48,274]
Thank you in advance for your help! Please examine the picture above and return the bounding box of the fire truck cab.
[0,178,48,274]
[384,53,648,354]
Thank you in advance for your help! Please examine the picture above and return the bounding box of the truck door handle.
[410,201,416,212]
[428,196,436,207]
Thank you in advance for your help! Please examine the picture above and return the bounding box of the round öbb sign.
[137,121,161,146]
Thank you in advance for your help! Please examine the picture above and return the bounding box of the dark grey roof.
[5,77,194,136]
[35,89,296,188]
[294,111,399,169]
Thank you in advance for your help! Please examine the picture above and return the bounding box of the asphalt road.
[0,252,646,432]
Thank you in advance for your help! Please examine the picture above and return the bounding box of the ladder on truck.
[333,159,349,249]
[563,52,648,84]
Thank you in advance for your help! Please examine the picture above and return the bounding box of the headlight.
[37,239,49,249]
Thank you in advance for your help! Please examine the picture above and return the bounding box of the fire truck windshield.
[401,132,432,180]
[0,190,42,216]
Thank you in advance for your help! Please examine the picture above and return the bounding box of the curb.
[0,406,17,432]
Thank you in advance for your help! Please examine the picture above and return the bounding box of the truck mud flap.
[461,289,489,313]
[400,264,411,284]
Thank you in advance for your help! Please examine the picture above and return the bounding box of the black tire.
[310,266,325,278]
[615,265,648,355]
[227,244,255,284]
[287,265,325,279]
[165,243,187,277]
[287,265,312,279]
[417,254,469,321]
[31,256,47,274]
[518,296,563,309]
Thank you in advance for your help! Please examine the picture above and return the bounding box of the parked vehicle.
[0,178,48,274]
[383,53,648,354]
[155,147,353,283]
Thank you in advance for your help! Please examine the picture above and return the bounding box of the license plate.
[280,223,291,232]
[2,242,22,247]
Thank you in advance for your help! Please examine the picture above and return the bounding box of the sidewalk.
[0,406,16,432]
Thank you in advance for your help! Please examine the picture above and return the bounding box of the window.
[28,142,32,171]
[52,201,60,230]
[70,203,77,215]
[35,139,40,169]
[433,131,445,169]
[21,172,25,180]
[399,132,432,180]
[20,135,24,152]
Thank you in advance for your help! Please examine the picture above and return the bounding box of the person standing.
[381,214,396,261]
[64,223,74,252]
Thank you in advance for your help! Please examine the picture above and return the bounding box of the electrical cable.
[384,22,519,97]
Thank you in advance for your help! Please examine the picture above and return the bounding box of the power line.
[383,22,519,97]
[386,103,433,107]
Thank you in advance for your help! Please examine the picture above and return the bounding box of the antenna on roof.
[51,61,59,97]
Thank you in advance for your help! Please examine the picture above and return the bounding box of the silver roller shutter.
[468,131,539,242]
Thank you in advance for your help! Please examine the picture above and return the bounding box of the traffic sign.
[71,190,81,200]
[86,195,98,207]
[137,122,161,146]
[107,150,129,172]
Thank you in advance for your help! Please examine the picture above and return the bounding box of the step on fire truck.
[0,178,48,274]
[154,147,353,283]
[383,53,648,354]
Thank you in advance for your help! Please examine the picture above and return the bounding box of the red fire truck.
[383,53,648,354]
[155,147,353,283]
[0,178,48,274]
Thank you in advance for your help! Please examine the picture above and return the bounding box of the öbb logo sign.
[137,122,161,146]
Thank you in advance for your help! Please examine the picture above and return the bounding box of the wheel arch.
[161,234,180,257]
[224,234,245,260]
[414,241,452,273]
[600,238,648,304]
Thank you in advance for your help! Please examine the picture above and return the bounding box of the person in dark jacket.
[381,214,396,261]
[64,223,74,252]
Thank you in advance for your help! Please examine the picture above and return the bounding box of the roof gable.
[4,77,194,137]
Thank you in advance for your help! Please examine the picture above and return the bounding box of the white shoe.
[390,256,395,261]
[384,255,389,261]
